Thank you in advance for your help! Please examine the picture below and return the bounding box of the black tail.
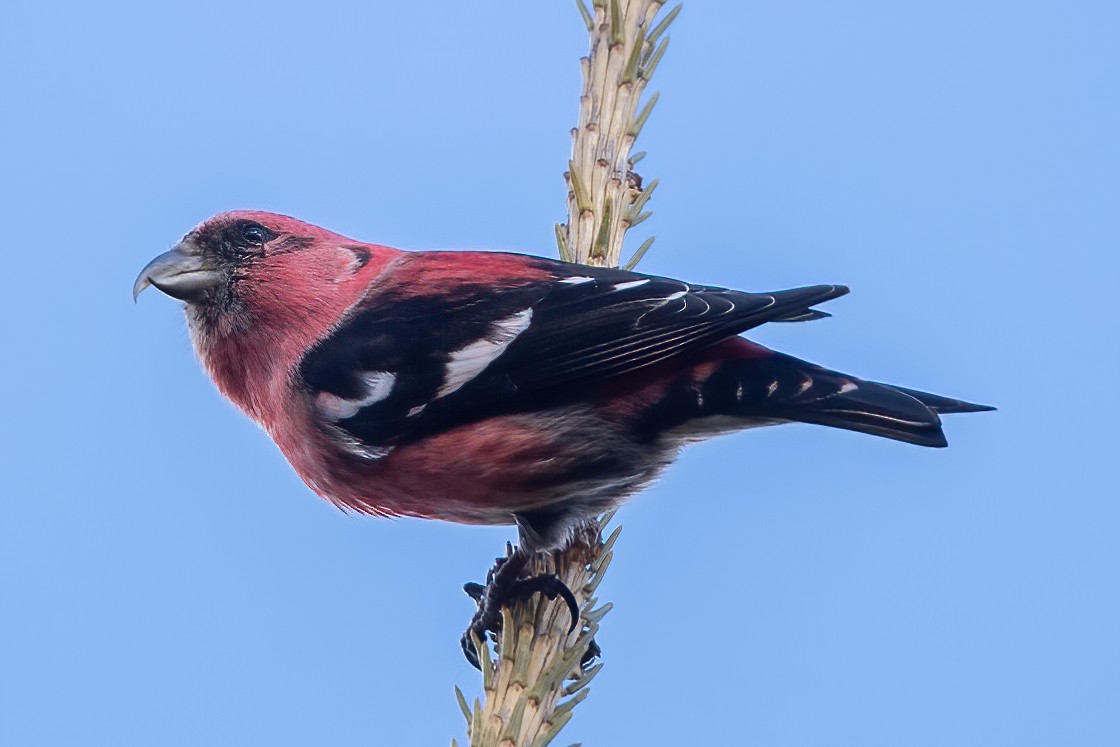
[638,351,993,447]
[743,353,993,447]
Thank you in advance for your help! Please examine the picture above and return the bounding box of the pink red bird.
[135,211,991,664]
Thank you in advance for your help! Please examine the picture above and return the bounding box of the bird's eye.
[240,223,266,245]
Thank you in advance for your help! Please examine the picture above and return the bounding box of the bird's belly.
[277,406,669,526]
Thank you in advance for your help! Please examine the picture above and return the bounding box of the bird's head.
[134,211,396,339]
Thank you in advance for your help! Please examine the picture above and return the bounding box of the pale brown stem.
[455,3,678,745]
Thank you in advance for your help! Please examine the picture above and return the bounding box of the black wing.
[298,255,848,454]
[488,267,846,391]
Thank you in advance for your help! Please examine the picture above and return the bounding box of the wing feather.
[297,253,848,452]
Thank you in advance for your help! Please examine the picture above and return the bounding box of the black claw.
[460,551,584,669]
[508,574,580,633]
[580,637,602,669]
[461,630,482,670]
[462,581,486,601]
[484,554,510,585]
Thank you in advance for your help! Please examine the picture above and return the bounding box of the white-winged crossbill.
[135,211,991,552]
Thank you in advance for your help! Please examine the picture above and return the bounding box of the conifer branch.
[456,3,677,744]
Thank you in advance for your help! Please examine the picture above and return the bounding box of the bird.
[134,210,992,665]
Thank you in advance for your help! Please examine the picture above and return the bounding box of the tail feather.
[779,378,951,447]
[887,384,997,415]
[637,345,993,447]
[640,349,994,447]
[744,354,993,447]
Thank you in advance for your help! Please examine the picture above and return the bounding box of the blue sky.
[1,2,1117,745]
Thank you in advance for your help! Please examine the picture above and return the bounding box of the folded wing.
[297,254,848,454]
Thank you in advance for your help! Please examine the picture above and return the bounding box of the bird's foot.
[461,549,581,670]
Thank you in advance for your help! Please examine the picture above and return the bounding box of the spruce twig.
[557,0,679,269]
[457,519,622,747]
[457,3,677,744]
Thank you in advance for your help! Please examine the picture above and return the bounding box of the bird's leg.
[461,545,581,670]
[462,549,512,605]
